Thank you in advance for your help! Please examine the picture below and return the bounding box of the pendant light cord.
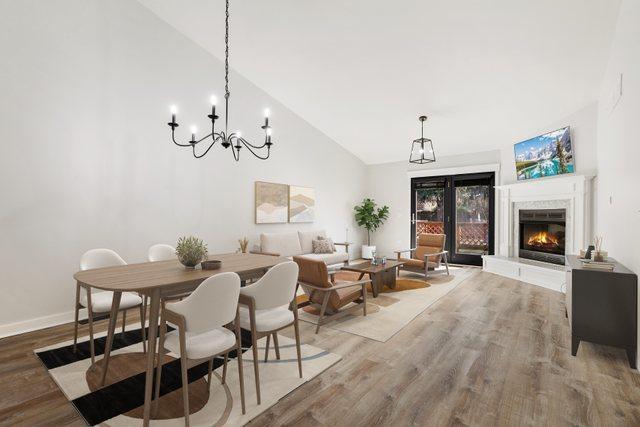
[224,0,230,134]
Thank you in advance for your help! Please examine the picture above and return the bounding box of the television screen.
[514,126,574,181]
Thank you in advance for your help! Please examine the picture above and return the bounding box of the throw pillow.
[312,238,334,254]
[317,235,336,251]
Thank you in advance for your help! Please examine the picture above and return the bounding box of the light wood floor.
[2,271,640,426]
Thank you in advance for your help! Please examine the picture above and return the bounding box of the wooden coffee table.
[342,260,406,297]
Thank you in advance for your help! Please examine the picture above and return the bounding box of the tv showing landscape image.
[514,126,574,181]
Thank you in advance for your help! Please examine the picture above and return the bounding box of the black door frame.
[410,171,495,266]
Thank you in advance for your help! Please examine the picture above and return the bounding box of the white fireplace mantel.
[483,174,595,292]
[496,174,594,257]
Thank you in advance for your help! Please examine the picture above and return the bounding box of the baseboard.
[0,308,88,339]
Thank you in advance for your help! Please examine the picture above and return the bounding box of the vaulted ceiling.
[139,0,620,164]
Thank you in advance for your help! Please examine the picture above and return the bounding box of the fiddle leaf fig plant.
[175,236,208,269]
[354,198,390,246]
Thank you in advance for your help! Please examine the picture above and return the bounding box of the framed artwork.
[255,181,288,224]
[289,185,315,223]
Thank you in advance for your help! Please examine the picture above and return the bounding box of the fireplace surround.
[519,209,566,265]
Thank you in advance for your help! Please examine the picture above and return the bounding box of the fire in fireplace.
[519,209,566,265]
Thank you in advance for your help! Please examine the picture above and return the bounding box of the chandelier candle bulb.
[264,108,270,127]
[190,125,197,142]
[170,105,177,124]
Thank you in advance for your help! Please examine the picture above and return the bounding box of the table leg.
[370,273,380,298]
[143,289,161,426]
[384,269,397,289]
[100,291,122,386]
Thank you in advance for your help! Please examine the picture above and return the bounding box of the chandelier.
[409,115,435,164]
[166,0,272,160]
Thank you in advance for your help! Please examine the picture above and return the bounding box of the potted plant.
[354,198,389,259]
[175,236,208,269]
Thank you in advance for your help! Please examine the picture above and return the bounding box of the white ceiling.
[138,0,620,164]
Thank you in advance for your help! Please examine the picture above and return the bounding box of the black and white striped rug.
[35,327,340,426]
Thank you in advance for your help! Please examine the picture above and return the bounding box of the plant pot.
[361,245,376,260]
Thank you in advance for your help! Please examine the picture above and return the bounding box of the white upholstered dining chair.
[73,249,146,364]
[147,243,176,262]
[238,261,302,405]
[154,272,246,424]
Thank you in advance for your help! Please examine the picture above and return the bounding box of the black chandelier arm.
[192,134,224,159]
[171,129,193,147]
[238,136,269,150]
[239,138,271,160]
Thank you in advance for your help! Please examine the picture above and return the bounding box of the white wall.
[595,0,640,274]
[0,0,366,336]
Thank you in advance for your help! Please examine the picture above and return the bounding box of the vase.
[361,245,376,260]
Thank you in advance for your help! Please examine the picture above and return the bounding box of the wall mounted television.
[514,126,574,181]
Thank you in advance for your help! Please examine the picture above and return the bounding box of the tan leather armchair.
[394,233,450,278]
[293,256,370,333]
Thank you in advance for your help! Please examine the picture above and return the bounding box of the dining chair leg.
[73,282,80,353]
[273,333,280,360]
[293,317,303,378]
[316,292,331,334]
[179,327,190,427]
[234,313,246,415]
[207,358,213,386]
[153,313,167,414]
[121,309,127,336]
[249,318,261,405]
[222,353,228,384]
[264,334,271,363]
[85,287,95,365]
[100,291,122,386]
[139,303,147,353]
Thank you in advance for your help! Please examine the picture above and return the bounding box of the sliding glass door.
[411,172,495,266]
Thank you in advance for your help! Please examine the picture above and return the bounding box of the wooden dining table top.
[73,252,290,293]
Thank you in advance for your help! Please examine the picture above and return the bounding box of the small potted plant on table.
[175,236,208,269]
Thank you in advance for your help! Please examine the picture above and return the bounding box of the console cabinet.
[566,255,637,369]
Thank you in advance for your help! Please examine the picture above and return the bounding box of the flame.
[527,231,559,246]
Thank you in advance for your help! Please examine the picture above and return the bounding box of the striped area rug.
[35,327,340,426]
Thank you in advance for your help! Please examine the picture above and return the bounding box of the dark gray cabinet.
[566,255,637,369]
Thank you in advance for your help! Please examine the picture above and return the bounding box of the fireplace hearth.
[519,209,566,265]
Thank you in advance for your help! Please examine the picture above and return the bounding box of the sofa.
[254,230,350,267]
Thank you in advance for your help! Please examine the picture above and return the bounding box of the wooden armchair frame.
[298,278,371,334]
[394,248,450,278]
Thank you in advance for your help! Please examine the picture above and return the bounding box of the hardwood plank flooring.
[1,271,639,426]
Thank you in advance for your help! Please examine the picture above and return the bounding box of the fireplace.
[519,209,566,265]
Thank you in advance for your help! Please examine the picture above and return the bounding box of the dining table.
[73,252,289,426]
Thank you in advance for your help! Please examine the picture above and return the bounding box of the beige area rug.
[35,330,340,426]
[298,266,477,342]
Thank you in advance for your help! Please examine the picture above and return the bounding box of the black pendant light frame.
[409,115,435,164]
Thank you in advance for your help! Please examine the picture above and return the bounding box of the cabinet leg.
[571,335,580,356]
[626,347,637,369]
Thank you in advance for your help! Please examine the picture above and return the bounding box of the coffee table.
[342,260,406,297]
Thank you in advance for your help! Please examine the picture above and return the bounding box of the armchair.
[394,233,450,278]
[293,256,371,334]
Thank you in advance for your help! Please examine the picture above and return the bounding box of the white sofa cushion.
[261,232,302,256]
[297,251,349,266]
[298,230,326,254]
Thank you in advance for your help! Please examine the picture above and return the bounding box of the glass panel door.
[451,175,494,265]
[411,178,448,248]
[411,172,494,266]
